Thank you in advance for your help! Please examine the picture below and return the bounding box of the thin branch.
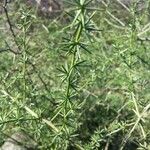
[0,118,39,125]
[2,0,20,54]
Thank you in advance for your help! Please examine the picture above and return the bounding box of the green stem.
[22,27,27,103]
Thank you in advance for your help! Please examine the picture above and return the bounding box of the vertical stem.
[22,27,27,103]
[62,21,84,134]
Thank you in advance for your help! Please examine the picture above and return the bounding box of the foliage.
[0,0,150,149]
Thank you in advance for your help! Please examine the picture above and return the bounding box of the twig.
[2,0,20,54]
[101,0,125,27]
[0,118,39,125]
[116,0,131,12]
